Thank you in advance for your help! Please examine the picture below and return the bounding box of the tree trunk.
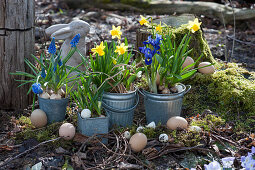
[0,0,34,110]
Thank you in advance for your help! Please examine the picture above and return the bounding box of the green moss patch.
[184,63,255,124]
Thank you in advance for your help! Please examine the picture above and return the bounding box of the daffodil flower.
[139,15,149,26]
[187,18,202,33]
[110,25,122,40]
[91,42,105,56]
[112,59,117,65]
[115,43,128,55]
[156,21,162,33]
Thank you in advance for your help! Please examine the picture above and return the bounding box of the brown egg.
[156,72,160,86]
[129,133,147,152]
[182,57,194,70]
[30,109,47,128]
[59,123,76,140]
[198,62,215,74]
[167,116,188,130]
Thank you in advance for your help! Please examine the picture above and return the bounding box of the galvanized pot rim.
[78,112,109,120]
[140,84,191,101]
[102,89,137,100]
[38,96,69,102]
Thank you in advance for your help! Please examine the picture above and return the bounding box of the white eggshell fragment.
[124,131,131,139]
[198,62,215,74]
[146,121,156,129]
[159,134,169,143]
[30,109,47,128]
[50,93,61,99]
[59,123,76,140]
[81,109,91,118]
[40,92,50,99]
[136,126,144,133]
[182,56,194,70]
[129,133,147,152]
[167,116,188,130]
[189,126,202,132]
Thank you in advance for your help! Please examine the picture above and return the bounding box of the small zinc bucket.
[102,90,139,128]
[77,113,109,143]
[140,84,191,125]
[38,96,69,124]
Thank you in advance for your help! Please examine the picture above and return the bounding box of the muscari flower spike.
[70,34,81,48]
[32,83,43,94]
[48,37,56,55]
[41,68,46,78]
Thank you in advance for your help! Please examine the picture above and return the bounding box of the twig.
[0,137,62,168]
[227,35,255,46]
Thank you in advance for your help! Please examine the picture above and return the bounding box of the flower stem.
[32,93,36,111]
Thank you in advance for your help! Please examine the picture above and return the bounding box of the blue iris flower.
[53,62,57,72]
[32,83,43,94]
[145,56,152,65]
[48,37,56,55]
[41,68,46,78]
[70,34,81,47]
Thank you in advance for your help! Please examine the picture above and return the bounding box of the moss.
[169,130,201,147]
[190,114,225,132]
[184,63,255,127]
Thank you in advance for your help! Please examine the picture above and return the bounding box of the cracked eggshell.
[81,109,91,118]
[30,109,47,128]
[50,93,61,99]
[182,56,194,70]
[40,92,50,99]
[146,121,156,129]
[198,62,215,74]
[57,88,65,97]
[129,133,147,152]
[136,126,144,133]
[189,126,202,132]
[59,123,76,140]
[167,116,188,130]
[124,131,131,139]
[159,133,169,143]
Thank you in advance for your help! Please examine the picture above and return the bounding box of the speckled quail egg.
[124,131,131,139]
[159,133,169,143]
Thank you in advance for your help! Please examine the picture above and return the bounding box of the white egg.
[50,93,61,99]
[124,131,131,139]
[40,92,50,99]
[159,133,169,143]
[136,126,144,133]
[59,123,76,140]
[146,121,156,129]
[81,109,91,118]
[189,126,202,132]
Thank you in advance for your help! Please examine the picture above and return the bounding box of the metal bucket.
[140,84,191,125]
[38,96,69,124]
[77,113,109,143]
[102,90,139,128]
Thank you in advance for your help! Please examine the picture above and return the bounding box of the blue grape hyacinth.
[32,83,43,94]
[70,34,81,47]
[48,37,56,55]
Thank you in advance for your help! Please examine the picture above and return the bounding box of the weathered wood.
[64,0,255,24]
[0,0,34,110]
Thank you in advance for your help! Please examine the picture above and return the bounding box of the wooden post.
[0,0,34,110]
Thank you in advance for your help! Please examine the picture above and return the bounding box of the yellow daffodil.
[112,59,117,65]
[115,43,128,55]
[156,21,162,33]
[110,25,122,39]
[187,18,202,33]
[91,42,105,56]
[139,15,149,26]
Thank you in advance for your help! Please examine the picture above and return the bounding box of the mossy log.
[136,15,216,64]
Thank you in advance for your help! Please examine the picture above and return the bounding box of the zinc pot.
[102,90,139,128]
[38,96,69,124]
[140,84,191,125]
[77,113,109,143]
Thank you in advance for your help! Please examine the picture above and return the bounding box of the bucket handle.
[184,85,191,95]
[102,93,139,113]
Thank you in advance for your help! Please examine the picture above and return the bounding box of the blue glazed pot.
[139,84,191,125]
[38,96,69,124]
[102,90,139,128]
[77,113,109,144]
